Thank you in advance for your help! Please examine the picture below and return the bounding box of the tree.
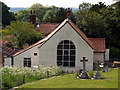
[15,10,30,22]
[43,7,76,23]
[113,0,120,2]
[76,10,108,38]
[79,2,91,11]
[29,3,48,22]
[42,6,58,23]
[75,1,120,58]
[54,8,67,23]
[2,21,43,49]
[90,2,107,14]
[42,10,56,23]
[1,1,15,26]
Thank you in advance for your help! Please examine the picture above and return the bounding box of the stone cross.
[80,57,88,73]
[103,62,108,72]
[79,56,89,79]
[94,61,102,79]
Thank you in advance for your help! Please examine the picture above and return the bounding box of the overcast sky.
[0,0,116,8]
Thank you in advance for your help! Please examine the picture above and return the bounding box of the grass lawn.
[19,68,119,88]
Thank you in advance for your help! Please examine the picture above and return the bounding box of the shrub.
[1,65,63,89]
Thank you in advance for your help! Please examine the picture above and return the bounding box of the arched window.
[57,40,76,67]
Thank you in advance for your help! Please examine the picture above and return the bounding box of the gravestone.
[103,62,109,72]
[94,61,102,79]
[79,57,89,79]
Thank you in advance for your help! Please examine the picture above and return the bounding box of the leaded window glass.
[57,40,76,67]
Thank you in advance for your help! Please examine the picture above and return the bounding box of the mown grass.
[19,68,119,88]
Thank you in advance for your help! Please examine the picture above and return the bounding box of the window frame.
[23,58,31,67]
[57,40,76,67]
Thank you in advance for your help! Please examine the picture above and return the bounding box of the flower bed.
[0,65,63,89]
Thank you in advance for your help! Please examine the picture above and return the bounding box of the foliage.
[42,10,56,23]
[2,21,43,49]
[90,2,107,14]
[109,47,120,59]
[79,2,91,11]
[19,68,118,88]
[1,1,15,26]
[43,7,76,23]
[29,3,48,22]
[76,10,108,38]
[15,10,30,22]
[75,1,120,58]
[1,65,63,89]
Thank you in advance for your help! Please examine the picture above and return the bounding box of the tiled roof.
[2,45,18,57]
[37,23,60,35]
[38,19,94,49]
[13,38,46,57]
[13,18,98,57]
[89,38,106,52]
[68,20,94,49]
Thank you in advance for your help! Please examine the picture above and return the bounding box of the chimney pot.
[30,10,36,27]
[31,10,32,14]
[67,8,71,19]
[33,10,35,14]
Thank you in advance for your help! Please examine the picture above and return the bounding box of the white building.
[13,17,106,72]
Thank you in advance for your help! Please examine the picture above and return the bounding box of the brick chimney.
[66,8,71,19]
[30,10,36,27]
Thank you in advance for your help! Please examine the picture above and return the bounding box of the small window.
[34,53,37,56]
[24,58,31,67]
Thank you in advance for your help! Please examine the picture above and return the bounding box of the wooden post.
[71,71,73,74]
[23,75,25,84]
[97,61,99,71]
[67,70,68,74]
[0,79,1,90]
[47,71,49,78]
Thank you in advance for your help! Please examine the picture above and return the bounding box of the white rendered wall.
[14,45,40,67]
[39,23,94,72]
[93,53,105,63]
[105,49,109,61]
[4,58,11,67]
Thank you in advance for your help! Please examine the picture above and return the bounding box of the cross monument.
[79,56,89,79]
[94,61,102,79]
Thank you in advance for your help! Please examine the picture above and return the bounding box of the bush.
[109,47,120,59]
[1,65,63,89]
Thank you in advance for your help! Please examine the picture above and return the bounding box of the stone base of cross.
[103,62,109,72]
[94,61,102,79]
[79,56,89,79]
[79,71,89,79]
[94,71,102,79]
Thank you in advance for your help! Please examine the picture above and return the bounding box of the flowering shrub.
[0,65,63,89]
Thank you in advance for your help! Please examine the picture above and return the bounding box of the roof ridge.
[67,20,94,49]
[13,18,95,56]
[89,38,105,39]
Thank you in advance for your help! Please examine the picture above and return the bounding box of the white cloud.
[0,0,115,8]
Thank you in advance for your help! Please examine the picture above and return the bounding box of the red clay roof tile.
[89,38,106,52]
[37,23,60,35]
[2,46,18,57]
[13,18,105,56]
